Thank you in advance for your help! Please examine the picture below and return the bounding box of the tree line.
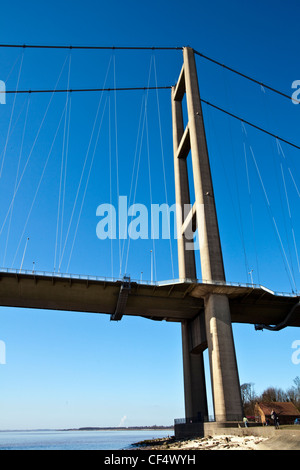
[241,377,300,416]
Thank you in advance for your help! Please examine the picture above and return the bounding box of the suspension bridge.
[0,44,299,434]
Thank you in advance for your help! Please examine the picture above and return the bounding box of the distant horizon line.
[0,425,174,432]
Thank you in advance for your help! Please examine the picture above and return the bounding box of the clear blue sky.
[0,0,299,429]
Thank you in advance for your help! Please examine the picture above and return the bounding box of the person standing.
[271,410,279,429]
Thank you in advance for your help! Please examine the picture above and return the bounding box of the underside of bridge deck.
[0,271,299,328]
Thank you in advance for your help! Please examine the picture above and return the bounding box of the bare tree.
[241,383,257,415]
[260,387,286,403]
[241,378,300,415]
[286,377,300,410]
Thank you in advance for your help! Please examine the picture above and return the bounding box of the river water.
[0,429,172,450]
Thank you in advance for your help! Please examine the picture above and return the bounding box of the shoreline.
[132,434,269,450]
[133,427,300,450]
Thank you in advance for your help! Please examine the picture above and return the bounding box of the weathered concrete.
[181,320,208,419]
[175,422,204,439]
[205,294,243,421]
[172,66,208,421]
[257,430,300,450]
[172,47,243,424]
[183,47,225,283]
[0,271,298,326]
[172,86,196,279]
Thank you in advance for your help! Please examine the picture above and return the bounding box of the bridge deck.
[0,270,299,328]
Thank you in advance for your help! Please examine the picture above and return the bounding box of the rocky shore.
[134,434,268,450]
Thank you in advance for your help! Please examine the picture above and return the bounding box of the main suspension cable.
[201,99,300,151]
[2,86,172,94]
[2,84,298,150]
[0,42,295,103]
[0,44,182,50]
[193,49,299,104]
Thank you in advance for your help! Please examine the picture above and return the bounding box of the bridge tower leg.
[172,85,208,421]
[172,47,243,423]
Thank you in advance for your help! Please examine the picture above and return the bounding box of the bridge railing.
[174,414,244,424]
[0,267,297,297]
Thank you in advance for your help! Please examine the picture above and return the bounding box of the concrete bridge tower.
[172,47,243,423]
